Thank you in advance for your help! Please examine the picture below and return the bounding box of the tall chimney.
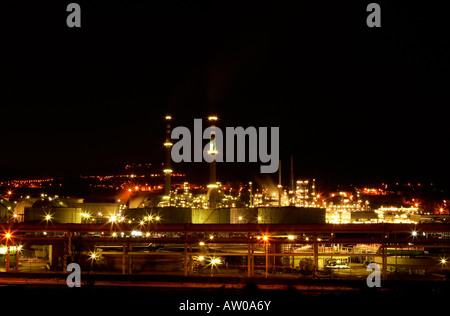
[278,159,282,206]
[249,181,253,207]
[163,115,173,198]
[207,115,218,209]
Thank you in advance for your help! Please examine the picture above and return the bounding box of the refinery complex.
[0,116,449,282]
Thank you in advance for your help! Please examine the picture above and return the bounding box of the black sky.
[1,1,449,187]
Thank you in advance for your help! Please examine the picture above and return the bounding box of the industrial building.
[23,198,81,224]
[124,206,325,225]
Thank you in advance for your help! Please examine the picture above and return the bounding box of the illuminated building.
[295,180,309,206]
[23,198,82,224]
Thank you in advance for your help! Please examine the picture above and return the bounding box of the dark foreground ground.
[1,274,449,314]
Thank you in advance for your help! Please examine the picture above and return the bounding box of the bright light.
[165,115,172,120]
[45,214,52,221]
[412,231,418,237]
[198,256,205,261]
[211,258,221,265]
[131,230,142,237]
[262,236,268,242]
[238,216,243,221]
[5,233,11,239]
[199,242,205,246]
[209,235,214,240]
[0,246,20,254]
[287,235,295,240]
[208,116,218,121]
[441,258,447,264]
[110,215,117,222]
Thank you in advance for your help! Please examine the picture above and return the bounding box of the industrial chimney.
[163,115,173,198]
[207,115,218,209]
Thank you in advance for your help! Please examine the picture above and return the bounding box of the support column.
[51,244,58,270]
[273,243,282,273]
[313,242,319,278]
[188,244,193,274]
[247,233,252,277]
[122,243,128,275]
[14,247,19,272]
[251,243,254,276]
[63,232,73,271]
[184,241,188,276]
[382,245,387,279]
[183,231,189,276]
[68,232,72,260]
[265,242,269,278]
[128,244,133,274]
[5,247,10,272]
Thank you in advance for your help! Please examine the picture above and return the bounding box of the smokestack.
[207,115,218,209]
[163,115,173,198]
[249,181,253,207]
[278,159,282,206]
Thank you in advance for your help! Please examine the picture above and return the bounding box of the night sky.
[1,1,449,187]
